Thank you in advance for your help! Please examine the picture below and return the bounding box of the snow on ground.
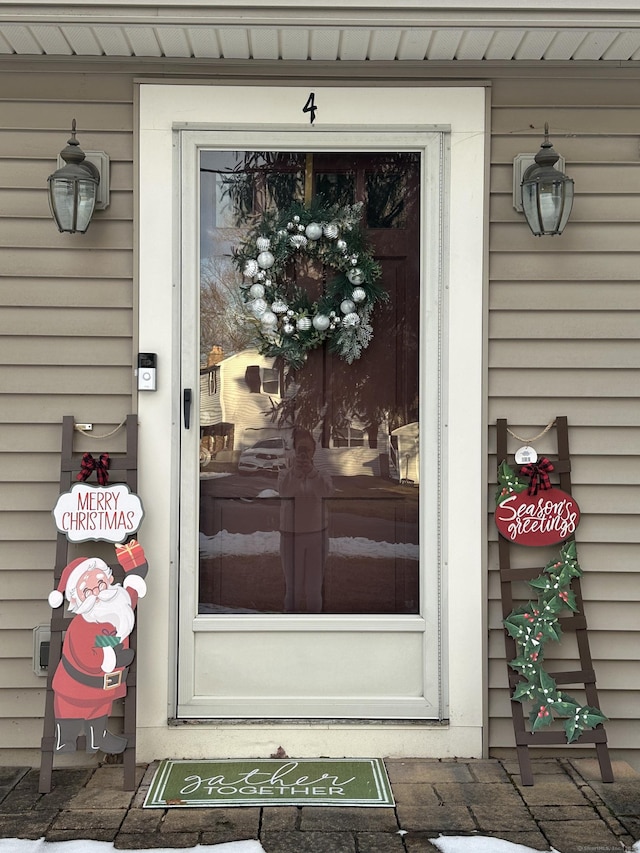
[199,530,419,560]
[0,838,638,853]
[0,842,264,853]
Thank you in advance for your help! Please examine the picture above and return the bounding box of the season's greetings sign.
[52,482,144,543]
[495,460,580,547]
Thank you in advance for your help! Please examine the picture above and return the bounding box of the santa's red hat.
[48,557,111,609]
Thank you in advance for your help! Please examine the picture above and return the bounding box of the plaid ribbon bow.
[76,452,110,486]
[520,457,554,496]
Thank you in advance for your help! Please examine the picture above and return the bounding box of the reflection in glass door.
[197,151,420,616]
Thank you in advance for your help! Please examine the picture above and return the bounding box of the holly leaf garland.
[503,539,607,741]
[495,461,528,505]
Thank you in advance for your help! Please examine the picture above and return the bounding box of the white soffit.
[1,3,640,61]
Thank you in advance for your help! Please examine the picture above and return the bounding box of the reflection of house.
[199,348,284,467]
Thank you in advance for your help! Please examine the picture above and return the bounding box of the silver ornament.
[352,287,366,303]
[293,215,300,223]
[323,223,339,239]
[336,239,347,251]
[257,250,275,269]
[290,234,308,249]
[312,314,331,331]
[260,311,278,328]
[249,283,265,299]
[251,297,267,317]
[296,317,312,331]
[256,237,271,252]
[305,222,323,241]
[342,312,361,328]
[271,299,288,314]
[243,259,259,278]
[283,323,295,335]
[340,299,356,315]
[347,267,365,285]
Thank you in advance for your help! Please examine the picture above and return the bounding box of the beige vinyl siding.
[0,70,134,762]
[488,71,640,768]
[0,58,638,768]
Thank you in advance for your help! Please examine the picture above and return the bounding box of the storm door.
[178,132,443,719]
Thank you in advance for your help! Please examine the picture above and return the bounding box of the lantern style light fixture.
[48,120,100,234]
[520,124,574,236]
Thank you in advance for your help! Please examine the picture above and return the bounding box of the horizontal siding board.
[0,338,132,365]
[490,311,640,337]
[0,249,132,279]
[488,541,640,570]
[489,282,640,311]
[0,542,55,570]
[492,108,640,135]
[0,70,135,101]
[0,281,132,309]
[489,368,639,397]
[0,423,129,452]
[0,218,134,249]
[0,307,132,336]
[489,718,640,751]
[0,717,47,744]
[492,163,640,196]
[490,220,640,252]
[0,600,53,631]
[0,102,133,132]
[0,482,60,513]
[0,365,132,395]
[488,402,640,429]
[0,690,46,717]
[0,629,37,658]
[490,340,640,368]
[490,254,640,282]
[0,395,132,423]
[0,129,133,161]
[0,571,54,600]
[491,135,640,163]
[489,690,639,721]
[489,515,640,543]
[492,77,640,107]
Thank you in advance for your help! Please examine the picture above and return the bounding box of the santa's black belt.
[62,656,128,690]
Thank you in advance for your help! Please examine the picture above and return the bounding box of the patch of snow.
[430,836,561,853]
[0,841,264,853]
[199,530,418,560]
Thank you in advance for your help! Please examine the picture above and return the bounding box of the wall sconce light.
[513,124,574,236]
[48,120,109,234]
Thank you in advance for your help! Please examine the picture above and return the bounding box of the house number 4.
[303,92,317,124]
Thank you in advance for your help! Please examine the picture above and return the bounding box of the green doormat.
[144,758,395,808]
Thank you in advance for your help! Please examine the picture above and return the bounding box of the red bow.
[520,457,554,496]
[77,452,110,486]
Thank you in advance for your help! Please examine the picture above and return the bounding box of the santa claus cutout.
[47,540,147,754]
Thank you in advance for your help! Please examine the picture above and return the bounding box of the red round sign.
[495,487,580,547]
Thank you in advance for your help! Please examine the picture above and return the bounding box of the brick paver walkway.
[0,758,638,852]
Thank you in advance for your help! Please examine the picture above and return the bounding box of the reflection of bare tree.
[200,257,257,363]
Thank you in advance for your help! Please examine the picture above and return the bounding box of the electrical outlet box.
[33,625,51,677]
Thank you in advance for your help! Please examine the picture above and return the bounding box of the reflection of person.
[278,429,333,613]
[47,541,148,754]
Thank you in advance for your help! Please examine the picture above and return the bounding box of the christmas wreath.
[497,462,607,742]
[233,199,385,369]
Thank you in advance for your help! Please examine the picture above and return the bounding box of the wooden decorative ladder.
[496,416,613,785]
[39,415,139,793]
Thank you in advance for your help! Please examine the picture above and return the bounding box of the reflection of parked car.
[238,438,288,473]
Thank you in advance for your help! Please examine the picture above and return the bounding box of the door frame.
[136,83,487,759]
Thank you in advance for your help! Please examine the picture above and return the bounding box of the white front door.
[137,85,486,755]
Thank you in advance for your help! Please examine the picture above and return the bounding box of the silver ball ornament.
[342,312,361,328]
[257,251,275,270]
[290,234,308,249]
[260,311,278,328]
[340,299,356,315]
[305,222,323,241]
[283,323,295,335]
[296,317,312,331]
[312,314,331,331]
[352,287,366,303]
[249,283,265,299]
[336,239,347,251]
[256,237,271,252]
[271,299,288,314]
[251,298,268,317]
[323,223,339,239]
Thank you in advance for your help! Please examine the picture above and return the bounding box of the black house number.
[303,92,317,124]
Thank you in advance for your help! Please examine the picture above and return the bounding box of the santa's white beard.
[74,584,135,640]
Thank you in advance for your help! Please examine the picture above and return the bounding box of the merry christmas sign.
[52,482,144,543]
[495,460,580,547]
